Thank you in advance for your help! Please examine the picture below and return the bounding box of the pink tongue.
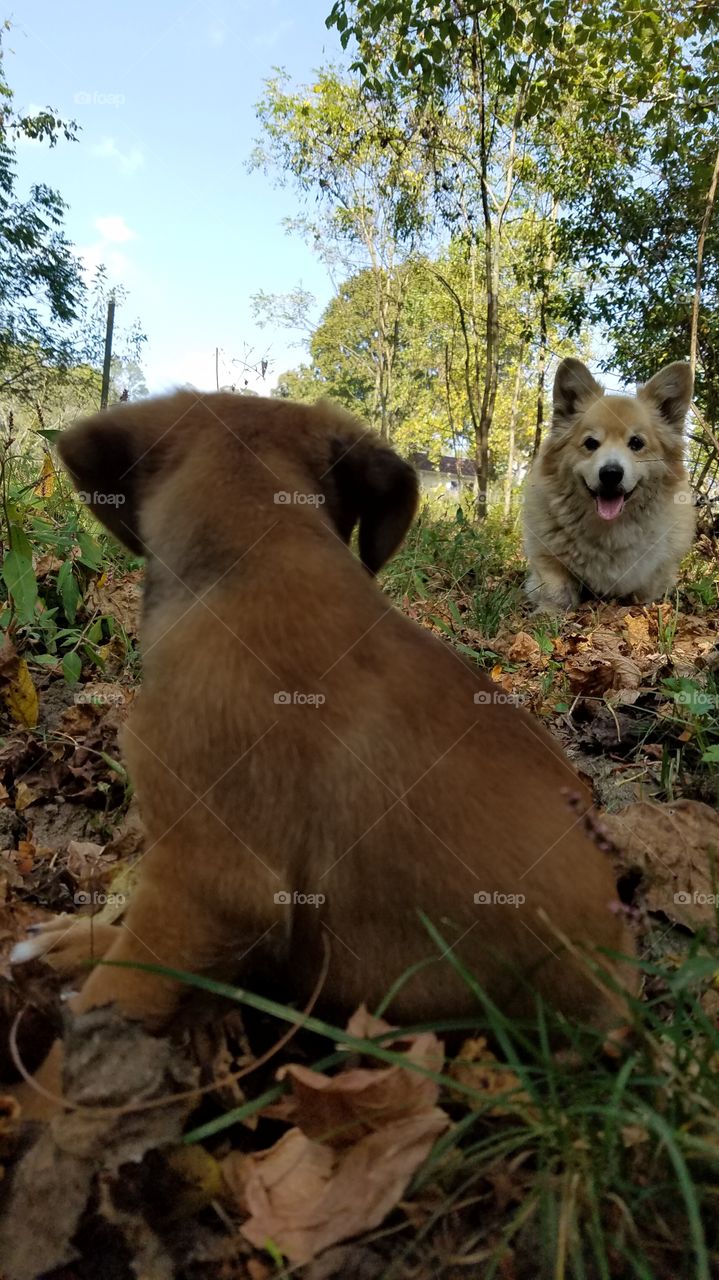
[596,494,625,520]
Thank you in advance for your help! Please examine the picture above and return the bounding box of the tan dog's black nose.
[598,463,624,492]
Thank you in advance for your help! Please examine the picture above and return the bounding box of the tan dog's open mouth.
[583,481,636,521]
[596,493,626,520]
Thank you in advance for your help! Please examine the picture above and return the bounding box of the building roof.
[409,451,476,478]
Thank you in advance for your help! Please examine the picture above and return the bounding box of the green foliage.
[660,673,719,774]
[0,431,138,682]
[0,27,85,397]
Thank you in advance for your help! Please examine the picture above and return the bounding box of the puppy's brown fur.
[52,392,633,1032]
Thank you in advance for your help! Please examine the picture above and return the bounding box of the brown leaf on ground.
[267,1007,444,1145]
[225,1110,447,1266]
[34,553,63,578]
[0,1007,197,1280]
[602,799,719,929]
[566,626,643,698]
[507,631,542,666]
[65,839,108,889]
[103,798,145,862]
[86,570,143,638]
[14,780,40,812]
[448,1037,536,1118]
[0,640,39,729]
[222,1008,449,1264]
[191,1007,254,1116]
[623,611,654,655]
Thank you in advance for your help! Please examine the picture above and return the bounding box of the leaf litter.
[0,575,718,1276]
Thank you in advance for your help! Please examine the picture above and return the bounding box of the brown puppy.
[29,393,633,1032]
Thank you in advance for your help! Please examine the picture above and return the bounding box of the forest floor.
[1,504,718,1280]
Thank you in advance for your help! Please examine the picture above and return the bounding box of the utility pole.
[100,295,116,410]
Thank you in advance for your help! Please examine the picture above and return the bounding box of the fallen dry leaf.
[0,637,39,729]
[222,1008,449,1264]
[602,799,719,930]
[65,839,108,888]
[507,632,542,666]
[448,1037,536,1118]
[86,570,142,638]
[34,552,63,578]
[225,1111,447,1265]
[623,612,654,656]
[0,1008,197,1280]
[266,1007,444,1145]
[14,780,40,812]
[566,625,643,698]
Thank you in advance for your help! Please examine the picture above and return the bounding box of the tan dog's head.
[542,358,693,519]
[58,392,418,574]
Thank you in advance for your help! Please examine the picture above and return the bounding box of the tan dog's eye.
[629,435,645,451]
[583,437,600,452]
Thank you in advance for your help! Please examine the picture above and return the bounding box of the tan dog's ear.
[325,437,419,574]
[552,358,603,428]
[58,409,148,554]
[638,362,693,432]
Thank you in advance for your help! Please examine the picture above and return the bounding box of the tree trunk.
[690,142,719,384]
[504,347,524,519]
[532,294,549,458]
[532,199,558,458]
[475,219,499,520]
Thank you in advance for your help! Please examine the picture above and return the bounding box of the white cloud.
[75,214,138,288]
[91,137,144,175]
[94,214,137,243]
[76,243,132,288]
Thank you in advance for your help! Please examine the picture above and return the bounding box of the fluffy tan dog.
[523,359,695,612]
[16,393,633,1040]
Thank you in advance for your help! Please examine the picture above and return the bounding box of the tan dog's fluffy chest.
[535,471,693,600]
[523,359,695,611]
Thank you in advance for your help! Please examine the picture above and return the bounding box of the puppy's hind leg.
[69,840,278,1030]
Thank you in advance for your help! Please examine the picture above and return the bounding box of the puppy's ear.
[552,358,603,427]
[638,362,693,432]
[58,409,147,553]
[326,436,419,574]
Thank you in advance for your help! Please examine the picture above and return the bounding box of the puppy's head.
[543,358,693,520]
[58,392,418,574]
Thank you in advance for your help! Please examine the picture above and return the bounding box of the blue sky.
[10,0,344,393]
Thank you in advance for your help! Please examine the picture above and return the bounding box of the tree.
[0,27,85,401]
[558,22,719,426]
[252,68,428,438]
[326,0,699,513]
